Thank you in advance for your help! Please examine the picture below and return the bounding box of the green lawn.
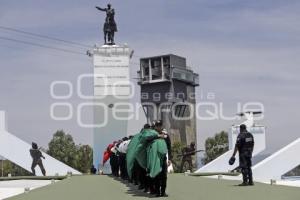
[7,174,300,200]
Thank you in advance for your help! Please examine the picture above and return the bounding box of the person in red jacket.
[102,143,115,165]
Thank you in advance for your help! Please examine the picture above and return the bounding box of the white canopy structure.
[0,111,81,176]
[252,138,300,181]
[196,111,300,184]
[196,111,266,173]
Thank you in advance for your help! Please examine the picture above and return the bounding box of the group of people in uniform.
[28,121,254,193]
[102,122,255,194]
[102,120,172,197]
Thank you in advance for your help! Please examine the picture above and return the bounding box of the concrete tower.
[137,54,199,146]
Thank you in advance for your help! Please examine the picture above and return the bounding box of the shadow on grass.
[108,174,158,198]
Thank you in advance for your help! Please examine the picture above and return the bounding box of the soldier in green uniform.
[30,142,46,176]
[180,142,196,173]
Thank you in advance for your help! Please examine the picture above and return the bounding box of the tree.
[203,131,229,164]
[0,160,31,177]
[47,130,93,173]
[75,145,93,173]
[170,141,186,173]
[47,130,77,169]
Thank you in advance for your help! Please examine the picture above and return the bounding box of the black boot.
[160,193,168,197]
[238,182,248,186]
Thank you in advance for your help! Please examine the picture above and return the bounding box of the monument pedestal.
[93,45,132,170]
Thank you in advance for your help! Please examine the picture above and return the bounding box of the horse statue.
[96,4,118,45]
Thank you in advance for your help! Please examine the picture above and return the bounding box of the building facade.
[137,54,199,146]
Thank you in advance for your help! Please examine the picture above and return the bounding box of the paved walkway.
[7,174,300,200]
[0,180,54,200]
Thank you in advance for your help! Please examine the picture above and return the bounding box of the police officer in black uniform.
[230,124,255,186]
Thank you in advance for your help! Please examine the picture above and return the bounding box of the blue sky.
[0,0,300,153]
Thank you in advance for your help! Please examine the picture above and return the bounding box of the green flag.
[126,132,142,179]
[135,129,158,169]
[147,138,168,178]
[126,129,168,179]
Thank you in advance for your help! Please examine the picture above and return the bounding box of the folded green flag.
[126,128,168,179]
[147,138,168,178]
[126,132,142,179]
[135,128,158,169]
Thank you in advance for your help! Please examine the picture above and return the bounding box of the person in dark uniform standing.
[118,137,129,180]
[230,124,255,186]
[151,121,172,197]
[30,142,46,176]
[90,165,97,174]
[110,141,120,177]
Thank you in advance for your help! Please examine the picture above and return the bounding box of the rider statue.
[95,4,118,45]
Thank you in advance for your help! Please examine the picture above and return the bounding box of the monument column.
[93,45,132,170]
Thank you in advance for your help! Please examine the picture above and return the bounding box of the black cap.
[150,121,156,129]
[143,124,150,129]
[240,124,247,130]
[32,142,38,149]
[155,120,163,127]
